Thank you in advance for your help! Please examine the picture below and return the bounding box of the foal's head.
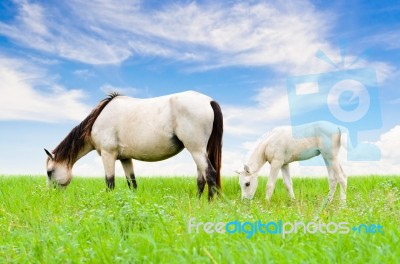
[45,149,72,189]
[238,165,258,199]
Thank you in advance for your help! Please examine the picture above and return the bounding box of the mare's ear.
[244,165,250,174]
[44,148,54,160]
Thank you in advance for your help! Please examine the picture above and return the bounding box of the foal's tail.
[338,126,354,152]
[207,101,223,190]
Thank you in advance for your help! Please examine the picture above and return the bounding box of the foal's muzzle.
[241,195,254,200]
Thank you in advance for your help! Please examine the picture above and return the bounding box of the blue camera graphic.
[287,53,382,164]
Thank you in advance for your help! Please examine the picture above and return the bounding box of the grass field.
[0,175,399,263]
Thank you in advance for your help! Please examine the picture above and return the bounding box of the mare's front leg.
[101,151,117,190]
[266,161,282,201]
[120,159,137,189]
[281,164,295,200]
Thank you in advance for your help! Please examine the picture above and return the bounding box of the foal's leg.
[323,157,337,203]
[337,164,347,204]
[322,132,347,204]
[266,161,283,201]
[120,159,137,189]
[101,151,117,190]
[281,164,295,200]
[328,159,347,204]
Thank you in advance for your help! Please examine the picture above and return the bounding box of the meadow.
[0,175,399,263]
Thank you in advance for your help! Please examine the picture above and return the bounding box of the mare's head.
[45,149,72,189]
[43,93,120,189]
[238,165,258,199]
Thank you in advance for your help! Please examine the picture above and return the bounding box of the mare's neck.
[73,142,94,165]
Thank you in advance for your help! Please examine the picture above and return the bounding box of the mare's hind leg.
[101,151,117,190]
[190,150,217,200]
[173,107,216,200]
[281,164,295,200]
[120,159,137,189]
[196,168,206,197]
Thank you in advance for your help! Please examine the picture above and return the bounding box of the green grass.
[0,175,399,263]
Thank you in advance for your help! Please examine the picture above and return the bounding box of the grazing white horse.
[238,121,347,203]
[45,91,223,200]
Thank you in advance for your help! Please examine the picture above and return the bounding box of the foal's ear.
[244,165,250,174]
[44,148,54,160]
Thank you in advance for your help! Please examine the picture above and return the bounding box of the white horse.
[45,91,223,200]
[238,121,347,203]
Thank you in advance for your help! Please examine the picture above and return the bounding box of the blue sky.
[0,0,399,177]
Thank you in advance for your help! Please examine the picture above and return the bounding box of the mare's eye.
[245,182,250,187]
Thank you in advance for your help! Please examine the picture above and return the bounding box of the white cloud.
[100,83,140,97]
[389,98,400,104]
[73,69,95,79]
[3,0,393,79]
[0,0,335,71]
[369,29,400,50]
[223,86,291,137]
[18,0,49,36]
[0,55,90,122]
[376,125,400,163]
[369,61,397,84]
[0,1,131,64]
[1,1,393,77]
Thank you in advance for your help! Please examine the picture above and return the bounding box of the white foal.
[238,121,347,203]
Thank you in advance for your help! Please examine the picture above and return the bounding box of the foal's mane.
[245,130,274,162]
[52,93,120,166]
